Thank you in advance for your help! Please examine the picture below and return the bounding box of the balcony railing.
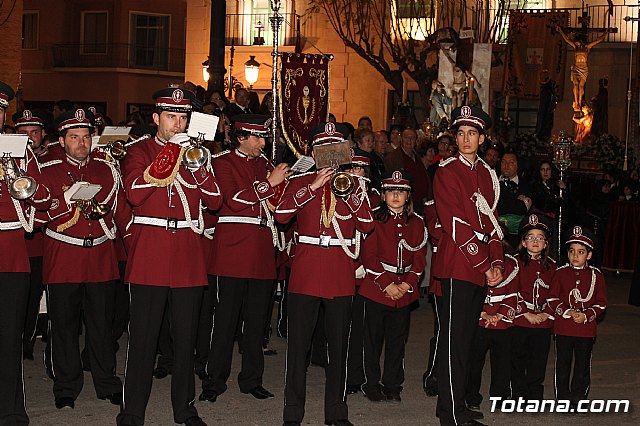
[51,43,186,73]
[225,13,298,46]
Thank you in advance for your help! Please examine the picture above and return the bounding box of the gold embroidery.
[320,187,336,228]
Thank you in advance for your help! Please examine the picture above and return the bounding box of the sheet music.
[187,112,219,141]
[70,183,102,201]
[291,155,315,173]
[0,134,29,157]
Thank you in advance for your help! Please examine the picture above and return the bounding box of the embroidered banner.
[504,11,568,99]
[279,54,330,157]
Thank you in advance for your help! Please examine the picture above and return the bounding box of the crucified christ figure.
[555,24,611,113]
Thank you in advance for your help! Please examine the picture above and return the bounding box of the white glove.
[168,133,192,148]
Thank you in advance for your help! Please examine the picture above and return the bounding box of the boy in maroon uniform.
[546,226,607,409]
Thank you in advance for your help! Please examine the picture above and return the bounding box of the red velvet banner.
[279,54,330,157]
[504,11,568,99]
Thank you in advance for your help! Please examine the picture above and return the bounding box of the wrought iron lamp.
[244,56,261,89]
[552,130,572,260]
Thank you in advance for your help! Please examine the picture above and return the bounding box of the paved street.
[24,271,639,425]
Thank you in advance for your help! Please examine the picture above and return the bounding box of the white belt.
[45,228,110,248]
[0,220,23,231]
[217,216,271,227]
[133,216,199,230]
[523,301,545,311]
[297,235,355,247]
[485,294,509,305]
[381,262,412,274]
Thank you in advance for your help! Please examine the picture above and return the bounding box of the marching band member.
[547,226,607,409]
[38,108,130,410]
[0,80,51,426]
[511,214,557,401]
[359,170,428,402]
[13,109,49,361]
[432,106,504,426]
[276,122,373,426]
[200,114,290,403]
[117,87,222,426]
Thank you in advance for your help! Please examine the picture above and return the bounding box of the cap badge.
[392,170,402,182]
[461,105,472,118]
[324,122,336,135]
[573,226,582,237]
[75,109,85,121]
[172,89,184,103]
[23,110,32,120]
[88,106,97,115]
[529,215,539,225]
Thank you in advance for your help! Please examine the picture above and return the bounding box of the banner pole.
[270,0,284,161]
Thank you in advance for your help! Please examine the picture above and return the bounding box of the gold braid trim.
[56,207,81,233]
[143,146,185,187]
[321,187,336,228]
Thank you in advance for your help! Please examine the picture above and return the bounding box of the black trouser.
[423,294,441,394]
[262,279,278,348]
[346,291,365,388]
[510,326,551,400]
[283,293,352,424]
[362,297,411,394]
[554,334,595,403]
[46,281,121,401]
[112,261,129,348]
[23,256,43,357]
[155,300,174,372]
[0,272,29,425]
[465,327,512,407]
[276,269,290,338]
[202,276,273,395]
[117,284,203,426]
[194,276,216,377]
[436,279,486,426]
[309,304,328,367]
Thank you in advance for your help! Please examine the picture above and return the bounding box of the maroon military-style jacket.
[122,136,222,288]
[433,153,504,286]
[0,146,51,273]
[38,151,131,284]
[423,199,442,296]
[479,254,519,330]
[275,173,374,298]
[513,254,557,329]
[359,210,427,308]
[546,264,607,338]
[25,147,58,258]
[209,150,277,280]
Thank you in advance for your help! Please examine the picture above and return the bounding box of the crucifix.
[554,5,617,117]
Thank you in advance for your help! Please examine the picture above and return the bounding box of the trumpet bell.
[330,172,355,197]
[87,199,111,220]
[10,176,37,200]
[183,145,210,171]
[108,140,127,160]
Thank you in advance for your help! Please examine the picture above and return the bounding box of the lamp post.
[244,56,261,89]
[552,130,572,260]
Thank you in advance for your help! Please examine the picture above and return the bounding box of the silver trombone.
[182,132,210,172]
[1,153,37,200]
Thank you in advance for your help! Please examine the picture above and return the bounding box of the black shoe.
[362,389,385,402]
[263,348,278,356]
[283,422,301,426]
[466,409,484,420]
[55,397,75,409]
[324,420,354,426]
[198,390,219,402]
[345,384,361,395]
[184,416,207,426]
[243,386,274,400]
[424,387,438,397]
[99,392,122,406]
[383,390,401,402]
[460,420,486,426]
[466,402,481,411]
[153,366,169,379]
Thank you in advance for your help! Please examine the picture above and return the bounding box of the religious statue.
[429,80,452,127]
[555,24,611,115]
[535,69,558,142]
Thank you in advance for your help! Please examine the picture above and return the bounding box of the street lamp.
[552,130,572,260]
[244,55,261,89]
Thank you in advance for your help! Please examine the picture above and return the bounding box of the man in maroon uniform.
[117,87,222,426]
[38,108,130,409]
[276,122,374,426]
[200,114,290,402]
[12,109,49,361]
[0,81,51,425]
[433,106,504,426]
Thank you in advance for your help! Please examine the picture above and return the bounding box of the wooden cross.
[564,7,617,39]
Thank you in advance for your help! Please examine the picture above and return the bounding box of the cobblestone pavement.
[24,271,639,425]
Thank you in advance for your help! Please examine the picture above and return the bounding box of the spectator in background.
[354,128,383,190]
[530,160,566,220]
[389,124,403,150]
[248,92,260,116]
[53,99,74,120]
[373,131,391,158]
[259,92,274,116]
[208,89,229,113]
[226,88,252,118]
[432,133,451,164]
[358,116,373,130]
[482,145,502,171]
[498,151,533,249]
[417,142,436,169]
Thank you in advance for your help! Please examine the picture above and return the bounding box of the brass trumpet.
[330,170,355,197]
[99,139,127,161]
[182,134,210,172]
[1,153,37,200]
[66,172,110,220]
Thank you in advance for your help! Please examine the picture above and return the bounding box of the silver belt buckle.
[166,218,178,232]
[83,237,94,248]
[396,266,403,275]
[319,235,331,248]
[259,217,268,228]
